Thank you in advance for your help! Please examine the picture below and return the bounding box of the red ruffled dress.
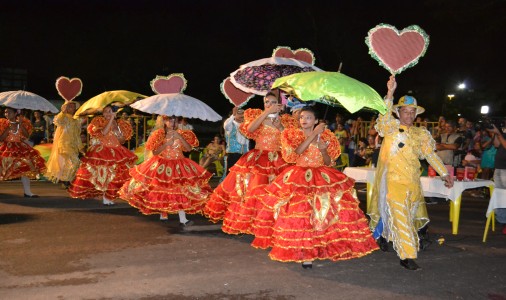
[252,128,378,262]
[119,128,212,215]
[204,109,289,234]
[0,118,46,180]
[68,117,137,200]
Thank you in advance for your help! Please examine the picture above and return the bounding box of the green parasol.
[271,71,386,114]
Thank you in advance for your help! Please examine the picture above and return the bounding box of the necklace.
[10,122,20,134]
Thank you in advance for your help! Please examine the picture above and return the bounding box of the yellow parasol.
[74,90,147,117]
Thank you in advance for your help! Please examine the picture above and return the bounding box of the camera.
[481,117,504,130]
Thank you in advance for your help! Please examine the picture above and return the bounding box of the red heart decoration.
[55,76,83,101]
[150,73,187,94]
[221,77,255,107]
[273,46,315,65]
[366,24,429,75]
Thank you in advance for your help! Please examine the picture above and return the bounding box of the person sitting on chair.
[199,135,225,171]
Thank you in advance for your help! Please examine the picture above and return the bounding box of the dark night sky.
[1,0,505,121]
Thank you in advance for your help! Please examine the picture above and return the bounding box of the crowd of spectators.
[327,112,502,185]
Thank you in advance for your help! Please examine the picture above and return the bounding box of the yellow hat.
[393,95,425,115]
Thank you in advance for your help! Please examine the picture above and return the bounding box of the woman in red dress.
[120,115,212,226]
[0,107,46,197]
[204,92,290,234]
[68,105,137,205]
[253,107,378,269]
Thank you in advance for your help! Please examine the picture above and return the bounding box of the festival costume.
[0,118,46,180]
[68,117,137,200]
[252,128,378,262]
[368,97,447,260]
[120,128,212,215]
[280,114,299,129]
[45,111,83,182]
[204,109,289,234]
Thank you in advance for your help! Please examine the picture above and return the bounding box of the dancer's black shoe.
[400,259,421,271]
[180,220,194,227]
[24,194,39,198]
[302,262,313,269]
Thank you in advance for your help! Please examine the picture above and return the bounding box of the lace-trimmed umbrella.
[130,93,222,122]
[130,73,222,122]
[0,90,59,113]
[230,46,322,96]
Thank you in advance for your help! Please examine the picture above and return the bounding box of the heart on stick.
[150,73,187,94]
[272,46,315,65]
[221,77,255,107]
[55,76,83,101]
[366,24,429,75]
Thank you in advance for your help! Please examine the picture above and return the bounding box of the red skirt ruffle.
[204,149,288,234]
[119,156,213,215]
[68,144,137,200]
[0,141,46,180]
[252,166,379,262]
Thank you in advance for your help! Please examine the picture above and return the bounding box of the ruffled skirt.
[252,165,378,262]
[68,144,137,200]
[204,149,288,234]
[119,156,213,215]
[0,141,46,180]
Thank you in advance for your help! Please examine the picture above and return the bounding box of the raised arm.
[375,75,399,136]
[488,125,506,149]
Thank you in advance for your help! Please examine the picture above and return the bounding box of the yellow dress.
[45,112,83,182]
[368,98,448,260]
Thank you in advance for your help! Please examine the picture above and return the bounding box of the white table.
[483,188,506,242]
[343,167,375,212]
[343,167,375,183]
[343,167,494,235]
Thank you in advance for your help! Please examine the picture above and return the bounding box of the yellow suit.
[368,98,448,259]
[45,112,83,182]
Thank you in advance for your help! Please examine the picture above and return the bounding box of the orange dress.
[119,129,212,215]
[68,117,137,200]
[204,109,289,234]
[252,128,378,263]
[0,118,46,180]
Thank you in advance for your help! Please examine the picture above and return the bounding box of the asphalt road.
[0,179,505,300]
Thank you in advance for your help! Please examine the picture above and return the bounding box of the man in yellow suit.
[369,76,454,270]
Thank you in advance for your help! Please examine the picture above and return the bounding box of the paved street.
[0,179,505,300]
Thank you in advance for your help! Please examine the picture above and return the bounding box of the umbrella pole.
[323,105,329,121]
[322,61,342,120]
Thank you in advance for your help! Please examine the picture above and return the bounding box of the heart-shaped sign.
[366,24,429,75]
[272,46,315,65]
[150,73,187,94]
[55,76,83,101]
[221,77,255,107]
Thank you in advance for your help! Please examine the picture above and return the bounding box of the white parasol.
[0,90,59,113]
[130,93,222,122]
